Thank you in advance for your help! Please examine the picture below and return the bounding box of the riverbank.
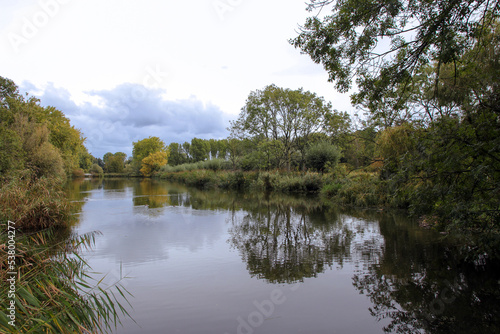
[158,169,326,193]
[157,166,390,208]
[0,226,130,333]
[0,173,131,332]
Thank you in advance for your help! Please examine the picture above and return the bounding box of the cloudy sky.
[1,0,353,158]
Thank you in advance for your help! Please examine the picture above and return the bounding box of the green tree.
[291,0,499,113]
[343,127,378,168]
[168,142,187,166]
[79,150,93,171]
[324,110,351,146]
[0,77,85,178]
[305,141,341,173]
[227,138,243,170]
[12,114,65,179]
[103,152,113,166]
[208,138,218,159]
[182,141,191,162]
[42,106,86,174]
[292,3,500,243]
[230,84,333,170]
[105,153,126,173]
[217,139,228,160]
[132,136,167,172]
[0,127,23,174]
[102,152,126,173]
[90,163,104,175]
[190,137,210,162]
[356,20,499,254]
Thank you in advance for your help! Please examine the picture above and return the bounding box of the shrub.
[0,174,71,230]
[205,159,222,171]
[90,163,103,175]
[305,141,342,172]
[322,170,386,207]
[72,168,85,178]
[302,173,324,192]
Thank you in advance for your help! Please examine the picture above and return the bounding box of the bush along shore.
[159,168,325,193]
[158,160,499,262]
[0,77,131,333]
[157,161,387,206]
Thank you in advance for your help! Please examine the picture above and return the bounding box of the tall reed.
[0,227,132,333]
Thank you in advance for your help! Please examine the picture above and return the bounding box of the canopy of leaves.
[103,152,127,173]
[132,136,167,173]
[291,0,499,115]
[305,141,342,172]
[140,151,169,177]
[230,84,334,170]
[0,76,87,179]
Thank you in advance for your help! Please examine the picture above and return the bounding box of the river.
[66,178,500,334]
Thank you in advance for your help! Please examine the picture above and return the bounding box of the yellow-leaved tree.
[140,151,169,177]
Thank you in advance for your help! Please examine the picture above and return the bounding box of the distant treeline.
[96,85,375,176]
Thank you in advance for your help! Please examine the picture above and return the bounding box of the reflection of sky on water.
[68,179,500,334]
[69,179,391,334]
[75,187,228,266]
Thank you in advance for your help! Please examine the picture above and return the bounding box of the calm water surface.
[67,178,500,334]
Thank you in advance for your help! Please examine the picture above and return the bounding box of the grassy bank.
[159,169,327,193]
[158,163,401,209]
[158,164,392,206]
[0,173,132,332]
[0,173,72,230]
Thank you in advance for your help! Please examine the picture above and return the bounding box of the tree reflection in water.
[67,179,500,333]
[227,196,500,332]
[229,199,353,283]
[350,212,500,334]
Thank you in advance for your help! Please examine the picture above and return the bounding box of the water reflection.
[67,179,500,334]
[350,212,500,334]
[70,178,225,265]
[227,199,349,283]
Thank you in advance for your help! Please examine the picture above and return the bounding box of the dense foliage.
[0,77,90,179]
[0,77,131,333]
[291,1,500,256]
[0,77,91,230]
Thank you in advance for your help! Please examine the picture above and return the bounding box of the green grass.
[321,169,388,207]
[159,168,326,193]
[159,163,394,207]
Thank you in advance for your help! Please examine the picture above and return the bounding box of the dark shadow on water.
[66,178,500,333]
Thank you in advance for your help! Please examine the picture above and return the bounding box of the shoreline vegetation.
[0,77,131,333]
[1,3,500,329]
[155,165,385,208]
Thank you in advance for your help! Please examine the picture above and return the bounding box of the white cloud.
[23,82,230,158]
[2,0,356,157]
